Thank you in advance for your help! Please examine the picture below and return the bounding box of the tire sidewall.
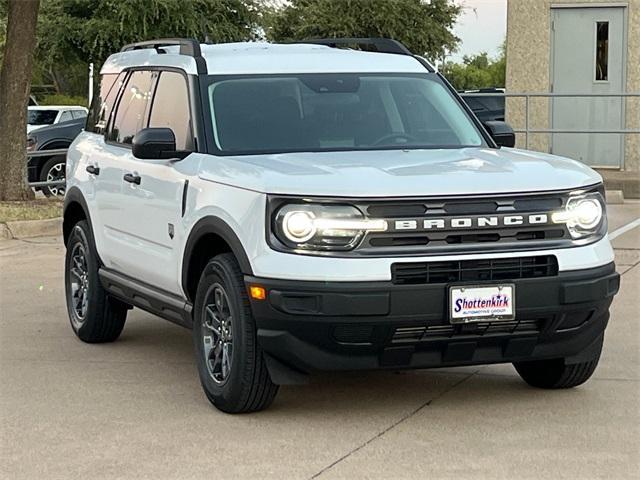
[193,258,251,409]
[64,221,100,337]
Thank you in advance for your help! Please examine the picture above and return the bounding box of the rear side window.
[72,110,87,120]
[108,70,154,144]
[148,71,192,150]
[87,73,125,134]
[59,111,74,123]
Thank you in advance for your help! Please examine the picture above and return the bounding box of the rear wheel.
[513,342,603,389]
[65,220,127,342]
[193,253,278,413]
[40,156,66,197]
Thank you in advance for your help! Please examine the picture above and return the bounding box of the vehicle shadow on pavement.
[115,311,542,417]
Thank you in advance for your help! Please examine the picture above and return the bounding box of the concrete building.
[506,0,639,195]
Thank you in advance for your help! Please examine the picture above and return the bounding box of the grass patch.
[0,200,63,223]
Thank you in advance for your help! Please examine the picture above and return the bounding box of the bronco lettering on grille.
[393,214,550,231]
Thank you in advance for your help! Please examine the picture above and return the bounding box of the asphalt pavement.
[1,202,639,480]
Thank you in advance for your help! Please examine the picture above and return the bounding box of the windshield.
[28,110,58,125]
[206,73,485,155]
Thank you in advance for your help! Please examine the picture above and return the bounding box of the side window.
[72,110,87,120]
[59,111,74,122]
[148,71,192,150]
[108,70,154,145]
[86,72,125,134]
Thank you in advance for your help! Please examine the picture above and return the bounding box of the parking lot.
[1,202,638,480]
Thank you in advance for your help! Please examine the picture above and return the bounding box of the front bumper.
[246,262,619,379]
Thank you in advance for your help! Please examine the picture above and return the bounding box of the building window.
[595,21,609,81]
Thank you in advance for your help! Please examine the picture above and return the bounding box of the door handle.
[86,165,100,175]
[123,173,141,185]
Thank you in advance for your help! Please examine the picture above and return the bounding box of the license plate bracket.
[449,284,515,324]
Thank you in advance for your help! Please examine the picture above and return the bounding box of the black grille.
[392,319,543,343]
[332,325,374,344]
[356,190,587,255]
[391,255,558,285]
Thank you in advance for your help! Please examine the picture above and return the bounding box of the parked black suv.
[460,88,505,123]
[27,117,84,196]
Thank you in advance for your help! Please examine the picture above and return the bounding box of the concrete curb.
[0,217,62,240]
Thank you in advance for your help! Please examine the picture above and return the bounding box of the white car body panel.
[248,236,615,282]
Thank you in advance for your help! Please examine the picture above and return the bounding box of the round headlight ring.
[571,198,602,230]
[282,210,316,243]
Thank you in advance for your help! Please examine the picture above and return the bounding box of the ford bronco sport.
[63,38,620,413]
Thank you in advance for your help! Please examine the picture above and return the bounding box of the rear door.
[95,70,155,270]
[76,71,126,266]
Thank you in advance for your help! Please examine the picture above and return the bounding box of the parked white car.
[27,105,87,133]
[63,38,619,414]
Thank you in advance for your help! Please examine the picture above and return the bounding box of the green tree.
[264,0,461,60]
[444,42,506,91]
[35,0,262,96]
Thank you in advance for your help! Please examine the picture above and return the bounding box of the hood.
[27,118,84,139]
[197,147,602,197]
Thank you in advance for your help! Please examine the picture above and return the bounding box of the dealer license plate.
[449,284,515,324]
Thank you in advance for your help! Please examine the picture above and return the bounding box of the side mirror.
[483,121,516,148]
[132,128,188,160]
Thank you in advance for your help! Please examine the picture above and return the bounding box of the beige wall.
[506,0,640,172]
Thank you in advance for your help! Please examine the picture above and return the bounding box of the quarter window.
[148,71,192,150]
[109,70,154,144]
[87,72,125,134]
[595,21,609,81]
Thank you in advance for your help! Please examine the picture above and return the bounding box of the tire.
[40,156,66,197]
[513,342,603,389]
[193,253,278,413]
[64,220,127,343]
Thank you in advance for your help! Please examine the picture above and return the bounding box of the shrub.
[39,94,87,107]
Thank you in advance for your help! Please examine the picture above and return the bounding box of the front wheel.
[193,253,278,413]
[513,341,603,389]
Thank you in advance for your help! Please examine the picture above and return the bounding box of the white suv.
[63,38,619,413]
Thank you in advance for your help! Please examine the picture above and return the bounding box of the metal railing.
[471,92,640,149]
[27,148,68,190]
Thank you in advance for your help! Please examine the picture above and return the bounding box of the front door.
[118,70,195,294]
[551,6,626,168]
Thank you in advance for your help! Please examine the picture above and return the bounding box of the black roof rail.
[299,37,434,72]
[301,37,413,56]
[120,38,207,74]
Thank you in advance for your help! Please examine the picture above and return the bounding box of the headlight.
[552,192,605,239]
[274,203,387,251]
[26,137,36,151]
